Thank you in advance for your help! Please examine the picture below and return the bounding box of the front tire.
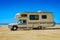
[11,25,18,31]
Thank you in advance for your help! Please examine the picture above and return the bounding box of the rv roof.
[21,12,52,13]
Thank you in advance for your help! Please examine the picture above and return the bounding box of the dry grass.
[0,25,60,40]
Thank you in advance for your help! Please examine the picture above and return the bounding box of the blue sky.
[0,0,60,23]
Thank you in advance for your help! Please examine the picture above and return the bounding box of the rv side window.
[21,14,27,17]
[30,15,39,20]
[42,15,47,19]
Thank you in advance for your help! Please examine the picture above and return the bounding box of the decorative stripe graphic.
[28,22,54,24]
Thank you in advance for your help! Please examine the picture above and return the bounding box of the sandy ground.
[0,25,60,40]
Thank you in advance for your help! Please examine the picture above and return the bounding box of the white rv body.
[8,11,55,30]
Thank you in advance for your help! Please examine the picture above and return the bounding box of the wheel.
[11,25,18,31]
[38,26,43,30]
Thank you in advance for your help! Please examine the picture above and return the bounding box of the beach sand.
[0,25,60,40]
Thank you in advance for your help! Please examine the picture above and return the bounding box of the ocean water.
[0,23,8,27]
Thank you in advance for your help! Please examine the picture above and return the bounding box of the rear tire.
[38,26,43,30]
[11,25,18,31]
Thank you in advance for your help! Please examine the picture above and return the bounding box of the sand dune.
[0,25,60,40]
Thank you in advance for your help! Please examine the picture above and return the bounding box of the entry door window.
[42,15,47,19]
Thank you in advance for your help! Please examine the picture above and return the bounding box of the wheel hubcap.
[14,27,16,29]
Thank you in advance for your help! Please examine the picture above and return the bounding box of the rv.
[8,11,55,30]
